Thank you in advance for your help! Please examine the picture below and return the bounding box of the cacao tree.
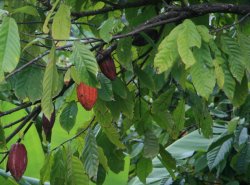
[0,0,250,185]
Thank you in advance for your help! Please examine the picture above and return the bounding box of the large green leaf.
[43,0,60,33]
[207,138,233,170]
[98,74,114,101]
[232,74,248,107]
[136,157,153,184]
[154,24,182,73]
[190,45,216,100]
[81,130,99,178]
[0,17,20,82]
[14,67,44,103]
[12,6,39,16]
[221,35,245,82]
[222,63,236,100]
[40,154,53,184]
[41,47,60,119]
[52,4,71,46]
[70,42,98,86]
[143,130,159,159]
[99,17,115,43]
[177,19,201,68]
[71,156,90,185]
[60,101,78,133]
[173,98,185,132]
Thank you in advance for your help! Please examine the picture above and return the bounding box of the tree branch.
[71,0,161,18]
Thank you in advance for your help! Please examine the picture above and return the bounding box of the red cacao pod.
[77,82,97,111]
[7,143,28,181]
[42,108,55,136]
[98,55,116,80]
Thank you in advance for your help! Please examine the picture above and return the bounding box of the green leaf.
[136,157,153,184]
[41,46,60,119]
[14,67,44,102]
[60,101,78,133]
[52,4,71,46]
[197,25,212,43]
[238,32,250,71]
[231,142,250,174]
[214,57,225,89]
[112,78,128,99]
[143,130,159,158]
[207,138,233,170]
[99,17,115,43]
[159,145,176,169]
[154,25,182,73]
[135,67,155,91]
[190,45,216,100]
[50,148,67,185]
[12,6,39,16]
[151,87,175,114]
[43,0,60,33]
[232,74,248,107]
[222,63,236,100]
[71,156,90,185]
[94,100,125,149]
[40,154,53,184]
[98,147,109,172]
[173,98,185,132]
[177,19,201,68]
[116,37,133,70]
[0,124,5,148]
[0,17,20,82]
[221,35,245,82]
[98,74,114,101]
[227,117,239,134]
[81,130,99,178]
[70,42,98,87]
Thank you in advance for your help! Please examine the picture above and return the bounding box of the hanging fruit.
[42,108,56,137]
[77,82,97,111]
[7,143,28,181]
[98,54,117,80]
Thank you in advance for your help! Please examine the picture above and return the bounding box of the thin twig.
[3,116,27,129]
[51,116,96,152]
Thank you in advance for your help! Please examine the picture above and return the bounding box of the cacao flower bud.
[42,108,56,136]
[98,55,116,80]
[77,82,97,111]
[7,143,28,181]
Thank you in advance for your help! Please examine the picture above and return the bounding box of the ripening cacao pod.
[98,55,116,80]
[7,143,28,181]
[77,82,97,111]
[132,29,159,46]
[42,108,56,136]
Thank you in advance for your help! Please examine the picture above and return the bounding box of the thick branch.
[71,0,160,18]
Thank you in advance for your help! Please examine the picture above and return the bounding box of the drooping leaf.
[154,24,182,73]
[221,35,245,82]
[71,156,90,185]
[116,37,133,70]
[98,147,109,172]
[0,17,20,82]
[196,25,212,43]
[81,130,99,178]
[43,0,60,33]
[190,45,216,100]
[60,101,78,133]
[214,57,225,89]
[97,74,114,101]
[177,19,201,68]
[70,42,98,87]
[40,154,53,184]
[173,98,185,132]
[143,130,159,158]
[41,46,60,119]
[136,157,153,184]
[222,63,236,100]
[207,138,233,170]
[52,4,71,46]
[112,78,128,99]
[99,17,115,43]
[232,74,248,107]
[135,67,155,91]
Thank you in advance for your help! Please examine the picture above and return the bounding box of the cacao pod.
[7,143,28,181]
[42,108,55,136]
[132,29,159,46]
[77,82,97,110]
[98,55,116,80]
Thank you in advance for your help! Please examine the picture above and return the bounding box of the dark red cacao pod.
[77,82,97,111]
[132,29,159,46]
[7,143,28,181]
[42,108,55,136]
[98,55,116,80]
